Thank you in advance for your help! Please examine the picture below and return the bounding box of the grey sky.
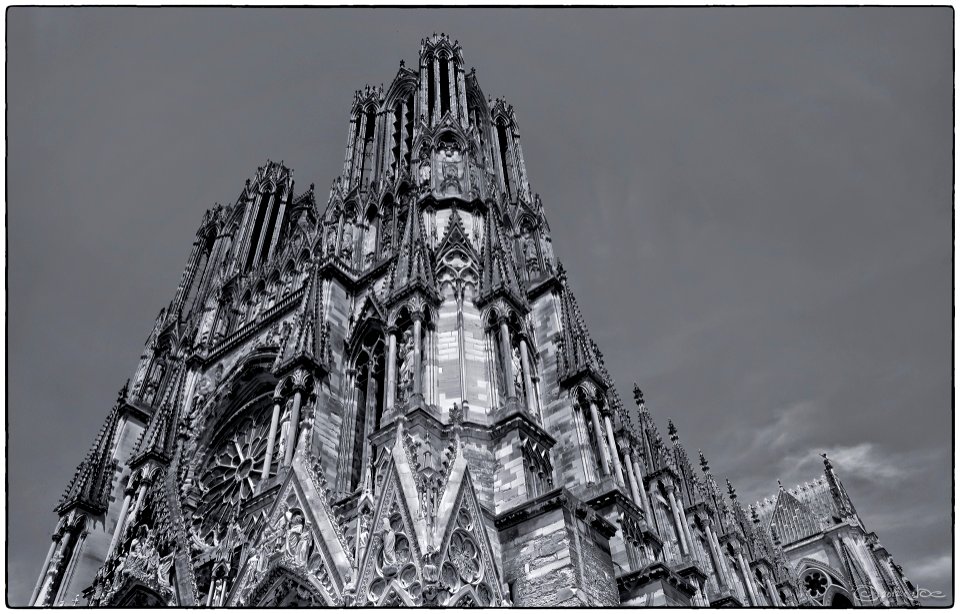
[7,7,952,606]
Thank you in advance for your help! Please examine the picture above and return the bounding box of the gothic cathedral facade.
[31,35,917,607]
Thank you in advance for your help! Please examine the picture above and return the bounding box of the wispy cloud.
[908,552,953,588]
[779,442,947,487]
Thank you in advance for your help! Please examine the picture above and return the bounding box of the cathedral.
[30,34,918,607]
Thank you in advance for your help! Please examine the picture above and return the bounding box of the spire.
[556,263,606,387]
[477,205,524,308]
[276,262,331,376]
[130,363,187,468]
[632,383,667,473]
[821,452,857,519]
[667,419,679,444]
[56,384,128,514]
[387,204,437,302]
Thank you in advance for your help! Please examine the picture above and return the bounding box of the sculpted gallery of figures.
[32,35,917,607]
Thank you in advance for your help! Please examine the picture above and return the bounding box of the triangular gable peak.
[436,208,478,261]
[432,457,506,606]
[768,488,822,546]
[352,429,429,606]
[227,464,351,606]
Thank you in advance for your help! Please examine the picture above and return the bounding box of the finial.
[309,182,315,192]
[751,505,761,524]
[400,59,405,68]
[667,419,678,444]
[633,384,644,406]
[726,479,737,500]
[777,479,784,491]
[117,380,130,405]
[821,451,832,470]
[698,449,709,473]
[449,402,463,427]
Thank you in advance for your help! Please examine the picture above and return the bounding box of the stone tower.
[31,34,917,607]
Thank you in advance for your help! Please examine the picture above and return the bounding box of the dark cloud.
[7,7,952,605]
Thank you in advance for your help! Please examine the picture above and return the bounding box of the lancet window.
[182,231,215,317]
[358,106,377,187]
[347,331,386,492]
[573,388,605,481]
[495,118,513,198]
[521,440,553,499]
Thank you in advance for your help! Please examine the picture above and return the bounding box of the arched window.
[439,54,451,117]
[575,388,603,480]
[183,232,215,316]
[521,441,553,499]
[358,107,377,187]
[495,118,512,197]
[427,56,436,124]
[349,332,386,491]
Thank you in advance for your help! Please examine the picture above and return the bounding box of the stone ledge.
[617,561,699,600]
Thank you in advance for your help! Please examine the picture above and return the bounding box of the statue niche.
[434,137,464,198]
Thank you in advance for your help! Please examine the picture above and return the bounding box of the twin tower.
[32,34,916,607]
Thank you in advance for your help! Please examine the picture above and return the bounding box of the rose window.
[447,531,481,584]
[195,416,274,543]
[803,570,829,598]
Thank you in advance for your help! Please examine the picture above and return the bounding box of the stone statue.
[512,344,524,398]
[397,328,415,403]
[381,517,398,568]
[157,552,175,590]
[276,402,292,463]
[284,511,312,567]
[419,160,431,187]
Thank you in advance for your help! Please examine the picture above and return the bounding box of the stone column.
[499,319,514,400]
[666,484,690,556]
[764,572,781,606]
[359,371,378,477]
[132,482,148,516]
[705,525,730,589]
[624,449,642,507]
[412,316,423,398]
[54,530,87,606]
[676,504,696,563]
[632,455,653,522]
[736,549,760,606]
[518,337,536,414]
[284,388,304,466]
[588,401,611,476]
[106,486,135,559]
[260,396,282,480]
[603,414,626,487]
[456,65,468,120]
[385,329,397,410]
[30,536,61,605]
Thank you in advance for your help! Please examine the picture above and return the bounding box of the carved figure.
[284,510,312,566]
[381,517,398,568]
[418,160,431,188]
[397,329,415,403]
[276,402,292,463]
[512,344,524,398]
